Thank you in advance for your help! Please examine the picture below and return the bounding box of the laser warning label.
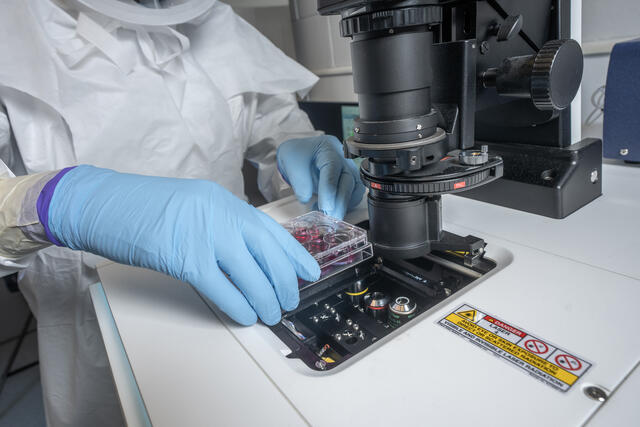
[438,304,591,392]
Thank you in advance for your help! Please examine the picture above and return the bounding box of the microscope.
[270,0,600,370]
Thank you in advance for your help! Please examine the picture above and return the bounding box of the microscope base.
[458,138,602,218]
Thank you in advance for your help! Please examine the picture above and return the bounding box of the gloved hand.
[277,135,365,219]
[40,165,321,326]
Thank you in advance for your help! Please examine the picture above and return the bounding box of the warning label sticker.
[438,304,592,392]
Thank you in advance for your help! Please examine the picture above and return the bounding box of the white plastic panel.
[221,222,640,426]
[587,361,640,426]
[94,160,640,426]
[98,219,640,426]
[442,163,640,280]
[97,264,307,427]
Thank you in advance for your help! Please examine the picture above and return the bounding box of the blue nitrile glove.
[38,165,321,326]
[277,135,365,219]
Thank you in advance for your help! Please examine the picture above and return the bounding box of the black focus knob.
[481,39,584,111]
[531,39,583,110]
[489,14,523,42]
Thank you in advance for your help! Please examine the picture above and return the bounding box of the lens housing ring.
[340,6,443,37]
[360,155,504,196]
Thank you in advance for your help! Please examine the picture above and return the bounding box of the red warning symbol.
[555,354,582,371]
[524,339,549,355]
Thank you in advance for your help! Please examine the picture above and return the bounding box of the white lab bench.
[90,162,640,427]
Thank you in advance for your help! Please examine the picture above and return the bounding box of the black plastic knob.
[481,38,584,111]
[495,15,523,42]
[531,39,584,110]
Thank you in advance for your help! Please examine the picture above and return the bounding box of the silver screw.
[584,386,608,402]
[315,360,327,370]
[620,148,629,156]
[590,169,599,183]
[418,133,423,139]
[334,333,342,341]
[354,127,360,133]
[324,303,331,310]
[410,155,417,165]
[346,319,353,326]
[312,316,319,323]
[353,323,360,331]
[444,288,452,296]
[329,307,336,314]
[416,124,423,130]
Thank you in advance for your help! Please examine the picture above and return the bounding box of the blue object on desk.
[603,38,640,162]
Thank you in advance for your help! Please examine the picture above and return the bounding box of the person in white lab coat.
[0,0,364,425]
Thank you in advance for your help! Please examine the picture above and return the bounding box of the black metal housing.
[320,0,509,259]
[318,0,600,225]
[461,138,602,218]
[457,0,602,215]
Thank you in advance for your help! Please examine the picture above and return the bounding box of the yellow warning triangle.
[456,309,477,322]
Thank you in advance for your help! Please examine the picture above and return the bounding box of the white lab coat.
[0,0,319,425]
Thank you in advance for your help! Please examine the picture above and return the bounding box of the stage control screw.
[584,386,607,402]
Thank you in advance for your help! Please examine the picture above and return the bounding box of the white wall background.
[581,0,640,139]
[233,5,297,61]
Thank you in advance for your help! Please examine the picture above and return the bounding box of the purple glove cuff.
[36,167,76,246]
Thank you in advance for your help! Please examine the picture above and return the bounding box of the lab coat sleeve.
[0,109,54,271]
[245,92,322,202]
